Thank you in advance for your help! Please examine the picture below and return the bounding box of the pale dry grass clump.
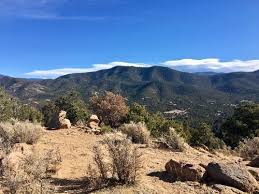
[89,132,142,187]
[235,137,259,160]
[159,128,186,152]
[2,149,61,194]
[119,122,150,145]
[0,121,43,146]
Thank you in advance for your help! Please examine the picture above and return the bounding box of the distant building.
[164,109,187,119]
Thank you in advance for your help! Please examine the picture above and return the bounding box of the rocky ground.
[30,127,258,194]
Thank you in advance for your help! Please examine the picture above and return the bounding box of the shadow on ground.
[51,177,120,194]
[148,171,176,183]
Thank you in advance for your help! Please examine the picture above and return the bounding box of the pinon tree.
[90,91,129,128]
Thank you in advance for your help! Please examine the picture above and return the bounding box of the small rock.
[249,156,259,168]
[165,159,206,182]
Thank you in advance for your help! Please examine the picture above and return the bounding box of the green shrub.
[17,105,43,123]
[127,102,190,139]
[41,102,60,129]
[189,123,225,150]
[55,91,90,124]
[127,103,149,123]
[220,103,259,147]
[0,88,42,123]
[100,125,113,134]
[42,91,90,128]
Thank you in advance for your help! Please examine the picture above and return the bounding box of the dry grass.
[119,122,150,145]
[159,128,186,152]
[2,149,61,194]
[235,137,259,160]
[0,121,43,146]
[90,132,142,187]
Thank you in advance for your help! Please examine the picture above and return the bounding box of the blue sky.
[0,0,259,78]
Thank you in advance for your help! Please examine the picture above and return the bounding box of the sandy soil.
[33,127,245,194]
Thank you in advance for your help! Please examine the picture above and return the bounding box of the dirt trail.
[34,128,242,194]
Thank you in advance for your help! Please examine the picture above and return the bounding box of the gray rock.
[249,156,259,168]
[206,162,258,192]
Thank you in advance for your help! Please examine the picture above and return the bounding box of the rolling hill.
[0,66,259,125]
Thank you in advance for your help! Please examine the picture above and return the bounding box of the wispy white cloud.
[25,58,259,79]
[163,58,259,73]
[0,0,105,21]
[25,62,151,78]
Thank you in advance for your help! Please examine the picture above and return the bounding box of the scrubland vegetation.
[1,87,259,193]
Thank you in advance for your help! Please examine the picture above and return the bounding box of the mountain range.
[0,66,259,125]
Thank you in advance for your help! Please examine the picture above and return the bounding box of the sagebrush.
[0,121,43,146]
[91,133,142,185]
[235,137,259,160]
[159,128,186,152]
[120,122,150,144]
[2,148,61,194]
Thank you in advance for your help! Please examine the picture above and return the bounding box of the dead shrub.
[159,128,186,152]
[235,137,259,160]
[2,149,61,194]
[0,121,43,146]
[119,122,150,145]
[91,132,142,186]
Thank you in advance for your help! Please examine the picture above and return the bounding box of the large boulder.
[249,156,259,168]
[206,162,259,192]
[165,159,205,181]
[58,111,71,129]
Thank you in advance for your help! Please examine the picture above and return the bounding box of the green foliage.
[41,91,90,128]
[55,91,90,124]
[0,88,42,123]
[41,102,60,129]
[17,105,42,123]
[127,102,149,123]
[100,125,113,134]
[189,123,225,150]
[127,102,190,139]
[220,103,259,147]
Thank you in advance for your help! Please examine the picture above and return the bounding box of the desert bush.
[119,122,150,144]
[90,92,129,128]
[0,88,42,123]
[235,137,259,160]
[2,149,61,194]
[127,103,191,139]
[159,128,186,152]
[100,125,113,134]
[220,103,259,147]
[91,133,142,185]
[189,123,225,150]
[127,102,149,123]
[17,105,43,123]
[42,92,90,128]
[41,102,60,129]
[55,91,90,124]
[0,121,43,146]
